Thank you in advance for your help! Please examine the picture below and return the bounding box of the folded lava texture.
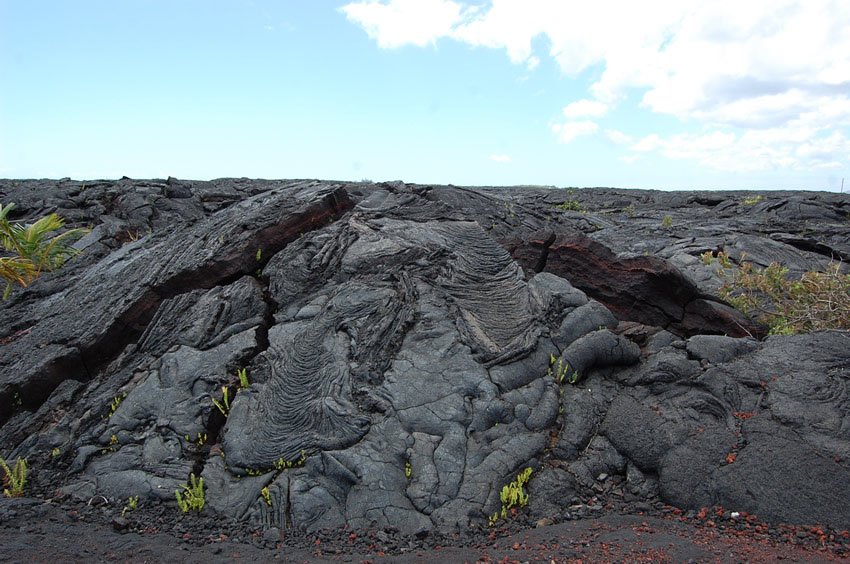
[1,178,848,533]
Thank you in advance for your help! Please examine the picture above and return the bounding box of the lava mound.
[1,178,849,535]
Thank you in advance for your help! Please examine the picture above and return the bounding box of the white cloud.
[552,103,607,143]
[339,0,471,48]
[489,154,512,163]
[552,120,599,143]
[562,99,608,119]
[605,129,633,145]
[632,134,662,152]
[342,0,850,171]
[628,127,850,171]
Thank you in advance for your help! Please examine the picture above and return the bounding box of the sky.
[1,0,849,191]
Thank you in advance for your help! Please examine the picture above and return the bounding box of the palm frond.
[0,203,89,297]
[32,229,85,272]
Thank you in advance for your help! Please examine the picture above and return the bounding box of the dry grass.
[719,260,850,335]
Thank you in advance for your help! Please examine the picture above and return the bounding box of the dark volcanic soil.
[2,495,849,562]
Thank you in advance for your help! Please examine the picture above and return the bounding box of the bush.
[556,199,583,212]
[719,260,850,335]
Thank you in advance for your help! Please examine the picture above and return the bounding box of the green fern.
[489,467,532,526]
[0,456,27,498]
[175,473,205,512]
[237,368,250,389]
[212,386,231,416]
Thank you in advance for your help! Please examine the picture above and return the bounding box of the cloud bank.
[341,0,850,172]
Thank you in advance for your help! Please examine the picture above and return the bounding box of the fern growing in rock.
[175,473,205,512]
[0,457,27,498]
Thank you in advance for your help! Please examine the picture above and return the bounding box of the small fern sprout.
[0,457,27,498]
[175,473,205,513]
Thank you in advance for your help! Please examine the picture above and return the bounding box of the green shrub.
[556,199,583,212]
[719,261,850,335]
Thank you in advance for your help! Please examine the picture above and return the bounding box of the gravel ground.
[2,494,848,563]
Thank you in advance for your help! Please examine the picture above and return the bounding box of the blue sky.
[1,0,848,190]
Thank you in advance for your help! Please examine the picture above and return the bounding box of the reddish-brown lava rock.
[510,231,762,338]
